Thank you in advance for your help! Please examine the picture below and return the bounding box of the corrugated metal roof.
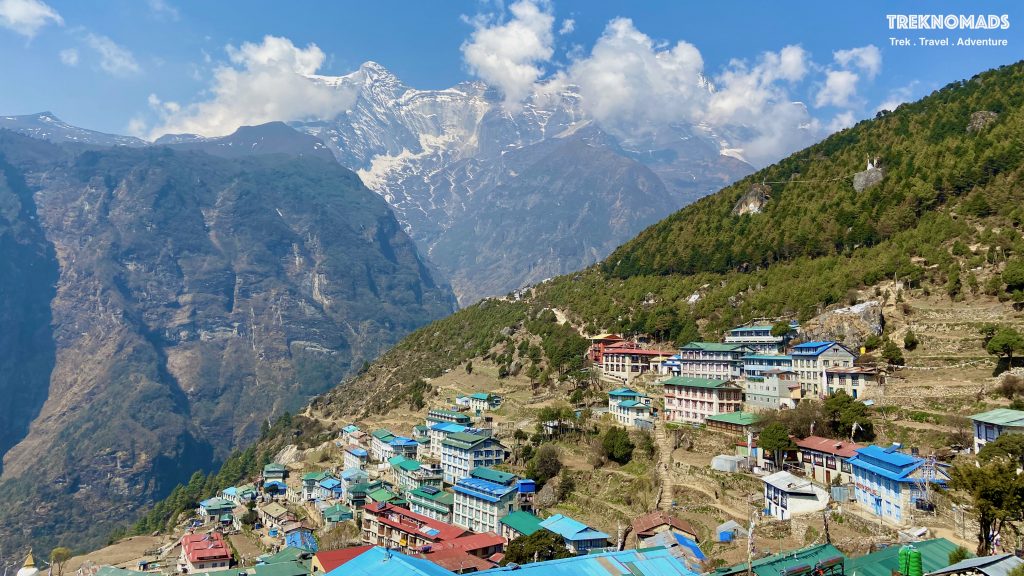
[475,547,700,575]
[929,553,1022,576]
[971,408,1024,427]
[846,539,960,576]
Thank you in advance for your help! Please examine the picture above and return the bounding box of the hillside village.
[54,285,1024,576]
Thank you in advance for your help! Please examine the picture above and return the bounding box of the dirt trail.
[655,422,675,511]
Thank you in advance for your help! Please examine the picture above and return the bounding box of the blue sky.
[0,0,1020,155]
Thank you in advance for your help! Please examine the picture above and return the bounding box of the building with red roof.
[361,502,468,555]
[601,341,676,384]
[631,511,699,545]
[795,436,864,485]
[179,532,232,572]
[311,546,374,573]
[419,532,505,574]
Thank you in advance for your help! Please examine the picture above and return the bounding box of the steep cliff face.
[0,135,454,552]
[0,135,60,477]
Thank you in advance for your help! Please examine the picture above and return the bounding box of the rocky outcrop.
[968,110,998,133]
[732,183,771,215]
[801,300,884,349]
[0,135,455,553]
[853,166,884,192]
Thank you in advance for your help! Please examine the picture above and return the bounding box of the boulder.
[732,183,771,215]
[967,110,998,133]
[801,300,884,349]
[853,166,884,192]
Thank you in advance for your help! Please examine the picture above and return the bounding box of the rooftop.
[718,544,845,576]
[763,471,817,495]
[660,376,738,389]
[476,547,699,575]
[323,547,454,576]
[706,411,758,426]
[471,467,516,485]
[313,546,373,572]
[539,513,610,542]
[845,539,961,576]
[930,553,1021,576]
[499,511,543,536]
[362,503,466,542]
[632,511,698,539]
[679,341,749,353]
[971,408,1024,427]
[795,436,863,458]
[609,387,642,396]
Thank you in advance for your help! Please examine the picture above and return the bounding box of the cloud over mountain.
[147,35,357,139]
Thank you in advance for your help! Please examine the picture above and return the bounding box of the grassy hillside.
[128,60,1024,548]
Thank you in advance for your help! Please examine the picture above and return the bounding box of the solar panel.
[422,486,440,495]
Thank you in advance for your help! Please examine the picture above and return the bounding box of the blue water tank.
[517,479,536,493]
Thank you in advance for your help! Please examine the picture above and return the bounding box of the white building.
[428,422,469,458]
[970,408,1024,453]
[440,432,507,484]
[452,467,533,534]
[725,321,797,354]
[762,471,830,520]
[743,368,801,411]
[676,342,751,381]
[607,388,653,428]
[825,366,881,400]
[790,341,856,398]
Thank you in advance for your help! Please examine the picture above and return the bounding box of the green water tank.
[907,547,923,576]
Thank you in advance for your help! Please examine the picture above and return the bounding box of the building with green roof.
[499,510,543,540]
[676,341,751,382]
[408,485,455,523]
[661,376,742,425]
[427,408,472,425]
[706,411,759,434]
[440,434,507,483]
[845,539,961,576]
[389,455,444,494]
[461,392,503,413]
[321,502,353,527]
[971,408,1024,453]
[718,544,845,576]
[263,463,287,481]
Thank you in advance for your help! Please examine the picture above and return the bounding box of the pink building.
[661,376,743,424]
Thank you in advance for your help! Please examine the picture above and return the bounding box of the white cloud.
[833,44,881,79]
[0,0,62,37]
[461,0,555,107]
[566,18,706,134]
[561,18,820,166]
[147,35,357,139]
[814,69,859,108]
[706,46,822,165]
[86,33,141,76]
[558,18,574,35]
[147,0,179,20]
[59,47,78,66]
[827,110,856,132]
[876,81,918,113]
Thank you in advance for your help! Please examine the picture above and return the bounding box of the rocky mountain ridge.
[0,130,455,552]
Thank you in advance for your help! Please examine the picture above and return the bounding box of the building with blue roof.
[343,444,369,470]
[607,388,654,428]
[316,477,343,500]
[428,421,470,458]
[848,444,950,525]
[324,546,455,576]
[452,467,534,534]
[477,546,700,576]
[538,513,610,555]
[790,341,856,397]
